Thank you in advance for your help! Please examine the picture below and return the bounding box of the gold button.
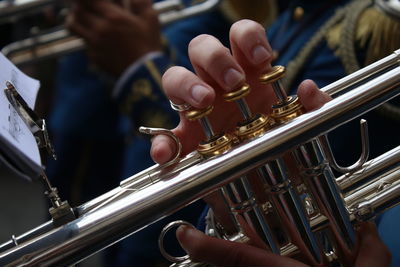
[293,7,304,20]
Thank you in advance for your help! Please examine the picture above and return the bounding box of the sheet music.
[0,52,41,168]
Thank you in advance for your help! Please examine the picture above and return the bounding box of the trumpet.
[0,0,221,66]
[0,49,399,266]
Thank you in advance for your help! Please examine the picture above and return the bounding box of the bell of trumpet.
[0,48,399,266]
[0,0,222,65]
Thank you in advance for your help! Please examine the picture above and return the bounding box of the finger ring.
[169,100,192,112]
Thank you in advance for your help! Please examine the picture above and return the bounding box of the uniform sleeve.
[111,9,231,132]
[112,51,179,131]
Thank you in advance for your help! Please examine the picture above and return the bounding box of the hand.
[66,0,162,76]
[175,222,390,267]
[150,19,391,266]
[150,19,331,164]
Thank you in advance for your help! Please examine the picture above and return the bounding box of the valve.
[185,106,234,157]
[260,66,304,124]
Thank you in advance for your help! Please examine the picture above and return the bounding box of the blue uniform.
[193,0,400,265]
[110,7,234,266]
[46,0,399,266]
[267,2,399,265]
[46,1,235,265]
[116,1,400,265]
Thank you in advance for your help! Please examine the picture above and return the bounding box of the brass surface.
[223,83,251,101]
[271,96,304,124]
[236,114,272,140]
[260,65,286,84]
[197,134,235,157]
[185,106,213,121]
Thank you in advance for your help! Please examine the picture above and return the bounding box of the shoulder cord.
[281,1,355,90]
[219,0,278,27]
[338,0,400,121]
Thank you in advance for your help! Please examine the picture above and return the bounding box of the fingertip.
[150,135,176,164]
[297,79,331,111]
[176,225,190,253]
[297,79,318,97]
[176,225,196,243]
[176,225,205,259]
[230,19,272,68]
[162,67,215,108]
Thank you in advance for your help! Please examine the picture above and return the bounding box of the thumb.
[355,222,391,267]
[297,79,331,111]
[176,225,307,267]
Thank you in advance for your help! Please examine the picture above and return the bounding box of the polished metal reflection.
[1,0,221,65]
[0,50,399,266]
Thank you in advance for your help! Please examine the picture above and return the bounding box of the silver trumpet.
[0,0,221,66]
[0,49,400,266]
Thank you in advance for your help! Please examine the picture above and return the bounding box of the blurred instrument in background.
[0,0,221,65]
[0,49,399,267]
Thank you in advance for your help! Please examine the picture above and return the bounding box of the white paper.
[0,52,41,168]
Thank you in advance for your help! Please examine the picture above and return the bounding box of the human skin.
[67,0,162,76]
[150,19,331,164]
[149,19,391,267]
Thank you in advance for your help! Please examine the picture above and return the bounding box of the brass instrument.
[0,0,222,65]
[0,49,399,266]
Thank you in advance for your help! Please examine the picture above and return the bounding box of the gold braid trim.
[326,0,400,121]
[281,2,355,90]
[358,7,400,66]
[327,0,400,68]
[219,0,278,26]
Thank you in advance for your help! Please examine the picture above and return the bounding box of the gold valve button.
[223,84,251,102]
[271,96,304,124]
[197,133,235,157]
[260,65,286,84]
[185,106,214,121]
[236,114,272,140]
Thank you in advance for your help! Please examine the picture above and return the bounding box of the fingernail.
[251,45,270,64]
[190,84,210,104]
[223,68,244,90]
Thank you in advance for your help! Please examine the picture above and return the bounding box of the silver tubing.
[337,145,400,192]
[0,53,398,266]
[1,0,222,65]
[321,49,400,96]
